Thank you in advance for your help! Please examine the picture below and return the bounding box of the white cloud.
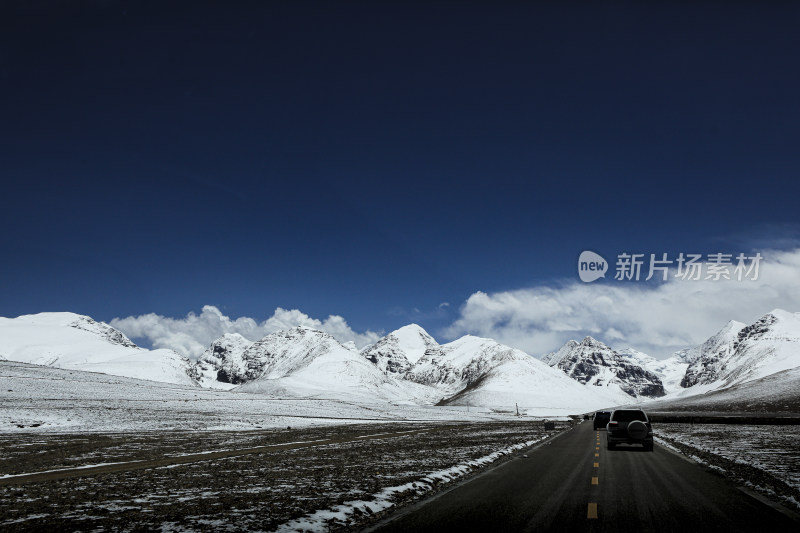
[443,248,800,359]
[111,306,381,359]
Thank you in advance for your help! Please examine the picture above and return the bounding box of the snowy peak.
[68,315,139,348]
[404,335,532,394]
[361,324,439,375]
[241,326,352,380]
[389,324,438,364]
[9,312,139,349]
[675,319,746,366]
[193,333,254,388]
[618,348,688,394]
[541,339,579,366]
[0,312,195,386]
[617,347,656,367]
[543,337,666,399]
[680,319,748,387]
[681,309,800,390]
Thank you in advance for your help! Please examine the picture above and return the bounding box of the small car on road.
[606,409,654,451]
[592,410,612,430]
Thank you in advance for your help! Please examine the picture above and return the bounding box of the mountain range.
[1,309,799,414]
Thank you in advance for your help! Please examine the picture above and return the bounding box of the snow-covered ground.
[0,361,540,434]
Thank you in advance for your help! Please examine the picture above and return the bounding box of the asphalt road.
[370,421,799,533]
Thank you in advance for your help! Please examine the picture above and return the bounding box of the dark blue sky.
[2,1,800,335]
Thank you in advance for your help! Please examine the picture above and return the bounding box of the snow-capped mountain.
[192,333,254,389]
[542,337,666,399]
[360,324,438,375]
[643,365,800,415]
[404,335,534,396]
[438,357,626,415]
[679,310,800,391]
[540,340,579,366]
[679,319,747,388]
[233,327,442,404]
[360,328,627,412]
[0,312,196,386]
[617,348,689,394]
[199,325,626,410]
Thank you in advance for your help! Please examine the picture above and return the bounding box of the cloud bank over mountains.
[110,306,381,359]
[112,248,800,360]
[444,248,800,358]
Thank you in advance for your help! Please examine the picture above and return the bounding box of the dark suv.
[606,409,653,451]
[592,411,611,430]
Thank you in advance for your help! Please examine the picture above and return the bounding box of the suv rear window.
[611,410,647,422]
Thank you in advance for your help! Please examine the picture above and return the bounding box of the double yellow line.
[588,430,600,519]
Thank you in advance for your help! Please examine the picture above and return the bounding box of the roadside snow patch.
[275,435,548,532]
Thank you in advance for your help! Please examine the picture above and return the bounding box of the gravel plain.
[0,420,564,532]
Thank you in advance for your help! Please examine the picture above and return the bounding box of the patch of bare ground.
[0,420,565,531]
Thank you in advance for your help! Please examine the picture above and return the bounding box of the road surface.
[370,421,798,532]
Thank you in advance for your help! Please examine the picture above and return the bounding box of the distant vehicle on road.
[592,411,612,430]
[606,409,654,451]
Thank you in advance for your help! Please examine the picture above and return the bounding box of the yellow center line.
[595,446,599,450]
[588,503,598,519]
[593,462,599,467]
[595,453,599,457]
[591,476,599,485]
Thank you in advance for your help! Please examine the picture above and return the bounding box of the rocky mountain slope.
[541,337,666,399]
[679,310,800,391]
[404,335,533,395]
[679,320,748,388]
[192,333,253,389]
[360,324,438,375]
[616,348,690,394]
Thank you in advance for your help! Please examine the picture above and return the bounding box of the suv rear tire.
[627,420,648,441]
